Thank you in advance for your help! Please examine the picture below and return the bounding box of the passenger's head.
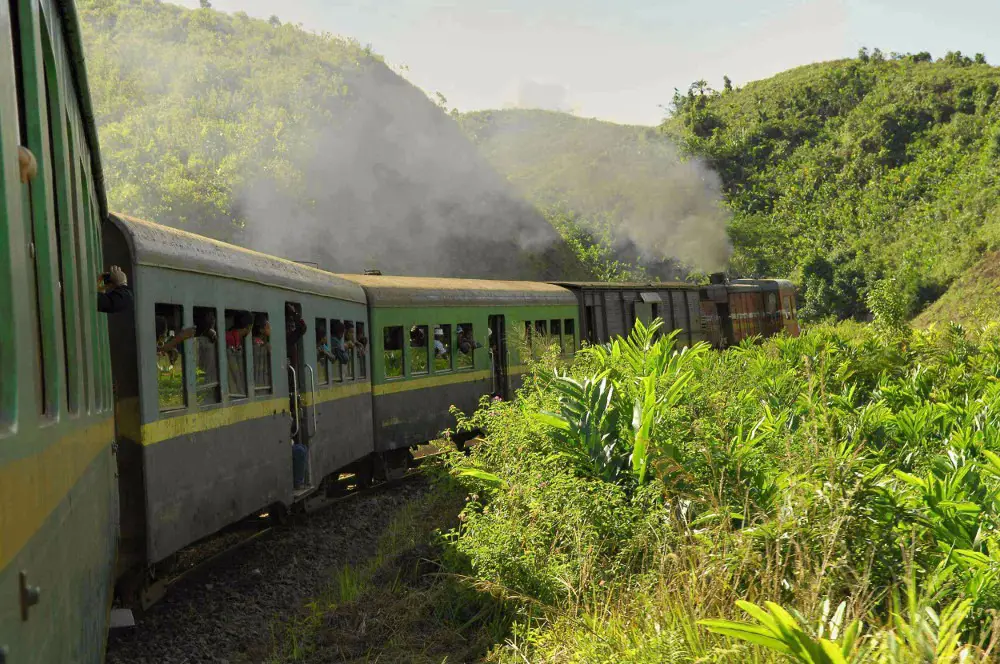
[316,326,327,344]
[231,311,252,336]
[285,303,299,320]
[331,320,346,338]
[253,314,270,339]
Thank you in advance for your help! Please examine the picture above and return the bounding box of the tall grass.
[445,320,1000,662]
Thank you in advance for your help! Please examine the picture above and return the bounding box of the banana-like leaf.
[697,619,793,655]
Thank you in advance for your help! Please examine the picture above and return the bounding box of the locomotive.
[0,2,799,661]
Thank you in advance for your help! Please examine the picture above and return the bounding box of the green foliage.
[442,321,1000,662]
[662,53,1000,321]
[867,277,912,338]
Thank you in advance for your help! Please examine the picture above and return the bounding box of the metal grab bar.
[287,365,300,438]
[304,364,318,436]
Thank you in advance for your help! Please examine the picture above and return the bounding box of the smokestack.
[709,272,728,285]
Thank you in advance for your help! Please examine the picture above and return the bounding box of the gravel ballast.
[106,480,429,664]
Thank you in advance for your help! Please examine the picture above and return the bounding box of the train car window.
[563,319,576,354]
[523,321,532,354]
[193,306,221,405]
[356,322,368,379]
[457,323,475,370]
[330,319,344,382]
[225,310,250,400]
[40,20,79,414]
[434,324,452,372]
[344,321,356,380]
[315,318,329,385]
[550,320,562,355]
[155,304,187,412]
[534,320,548,358]
[252,312,272,395]
[410,325,429,375]
[384,326,403,378]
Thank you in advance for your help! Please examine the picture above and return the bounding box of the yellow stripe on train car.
[0,418,114,570]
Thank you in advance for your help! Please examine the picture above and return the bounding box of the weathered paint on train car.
[339,275,578,454]
[1,0,118,661]
[105,216,373,575]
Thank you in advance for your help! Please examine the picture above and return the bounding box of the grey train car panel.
[105,215,372,567]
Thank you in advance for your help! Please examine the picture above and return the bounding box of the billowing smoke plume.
[464,110,733,277]
[236,62,590,278]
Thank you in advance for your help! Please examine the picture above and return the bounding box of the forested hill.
[456,109,732,280]
[662,51,1000,320]
[79,0,587,279]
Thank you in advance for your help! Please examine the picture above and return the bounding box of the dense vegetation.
[79,0,586,279]
[663,50,1000,321]
[433,316,1000,662]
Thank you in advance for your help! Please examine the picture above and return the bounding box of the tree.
[723,75,733,93]
[976,53,988,65]
[268,14,280,27]
[199,0,211,7]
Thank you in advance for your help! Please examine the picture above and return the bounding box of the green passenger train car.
[0,0,118,662]
[338,275,578,471]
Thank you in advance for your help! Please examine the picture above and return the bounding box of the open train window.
[523,321,532,354]
[410,325,429,375]
[315,318,329,385]
[550,319,562,355]
[344,321,356,380]
[225,310,250,400]
[457,323,475,370]
[434,324,452,372]
[193,306,221,406]
[383,326,403,379]
[357,322,368,379]
[330,319,345,382]
[155,304,187,412]
[534,320,548,358]
[252,312,272,395]
[563,319,576,354]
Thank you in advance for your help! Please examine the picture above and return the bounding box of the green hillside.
[79,0,586,279]
[662,50,1000,320]
[457,109,731,279]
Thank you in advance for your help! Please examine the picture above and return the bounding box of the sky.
[176,0,1000,126]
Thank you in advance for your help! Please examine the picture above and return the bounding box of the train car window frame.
[155,304,188,413]
[193,306,221,406]
[410,324,429,376]
[356,321,368,379]
[251,311,272,396]
[383,325,404,379]
[224,309,250,401]
[315,317,329,385]
[457,323,475,370]
[534,320,548,358]
[0,16,18,427]
[550,319,562,356]
[433,324,452,373]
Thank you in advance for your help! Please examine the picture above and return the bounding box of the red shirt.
[226,329,245,350]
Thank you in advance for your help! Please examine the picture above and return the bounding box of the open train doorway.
[716,302,734,349]
[488,314,509,400]
[284,302,310,492]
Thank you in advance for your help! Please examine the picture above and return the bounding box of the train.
[0,2,800,662]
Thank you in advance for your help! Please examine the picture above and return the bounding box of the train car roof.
[337,274,577,307]
[58,0,108,217]
[550,281,699,290]
[109,215,367,303]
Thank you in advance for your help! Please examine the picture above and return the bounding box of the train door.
[285,301,311,492]
[488,314,509,399]
[716,302,733,348]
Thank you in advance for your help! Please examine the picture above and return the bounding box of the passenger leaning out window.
[329,320,350,364]
[226,311,252,350]
[316,326,338,365]
[97,265,133,314]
